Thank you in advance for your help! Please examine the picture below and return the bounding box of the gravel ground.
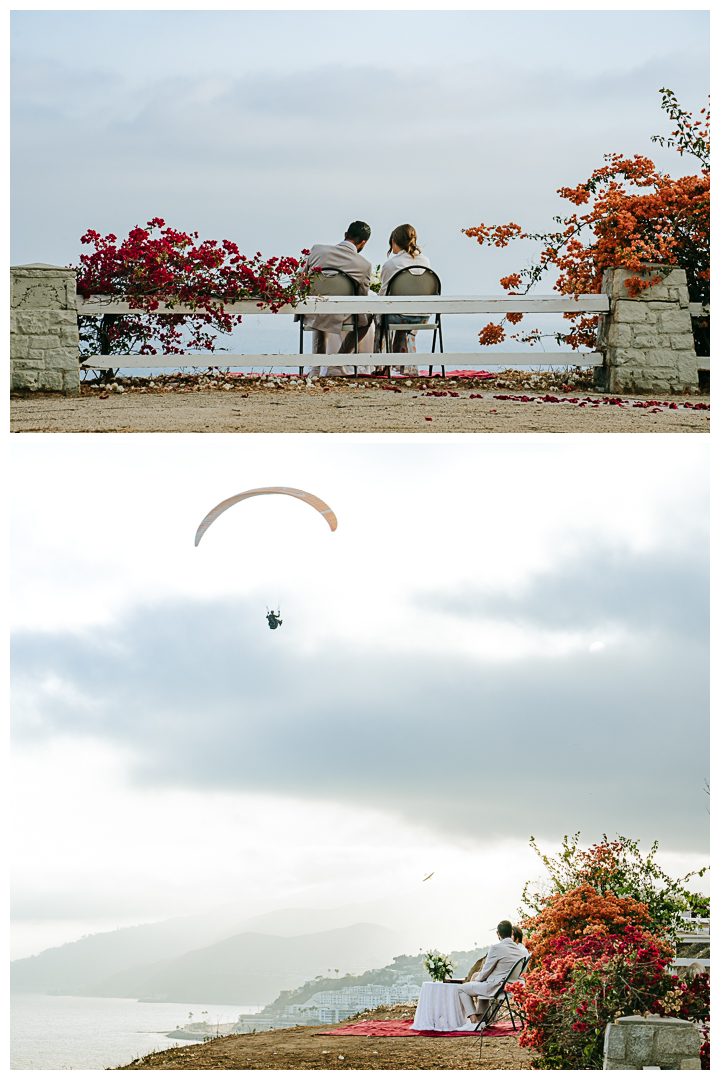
[11,376,710,434]
[116,1005,535,1070]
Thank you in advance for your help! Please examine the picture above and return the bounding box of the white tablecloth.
[411,981,467,1032]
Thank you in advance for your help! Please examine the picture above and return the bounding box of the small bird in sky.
[423,872,434,881]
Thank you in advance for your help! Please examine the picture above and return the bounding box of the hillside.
[11,914,221,995]
[258,946,487,1017]
[11,900,414,996]
[83,922,401,1005]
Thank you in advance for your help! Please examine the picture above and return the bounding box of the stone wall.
[603,1016,701,1070]
[10,264,80,395]
[595,265,698,394]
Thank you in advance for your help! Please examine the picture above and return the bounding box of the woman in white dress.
[377,224,433,362]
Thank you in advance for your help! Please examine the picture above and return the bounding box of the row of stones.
[11,311,79,373]
[11,368,77,393]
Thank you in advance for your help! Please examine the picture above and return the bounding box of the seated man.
[456,920,526,1027]
[299,221,373,372]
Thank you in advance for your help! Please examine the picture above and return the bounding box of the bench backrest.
[310,269,358,297]
[386,266,442,297]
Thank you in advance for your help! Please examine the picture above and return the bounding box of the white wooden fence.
[78,293,609,373]
[671,916,710,970]
[77,294,710,375]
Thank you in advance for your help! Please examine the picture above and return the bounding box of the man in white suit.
[456,920,526,1027]
[299,221,373,366]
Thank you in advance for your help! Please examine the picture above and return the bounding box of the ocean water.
[86,312,582,378]
[10,994,262,1071]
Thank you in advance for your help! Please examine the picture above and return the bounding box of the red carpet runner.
[315,1019,517,1038]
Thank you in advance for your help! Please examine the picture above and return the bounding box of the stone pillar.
[603,1016,701,1070]
[10,264,80,396]
[595,265,698,394]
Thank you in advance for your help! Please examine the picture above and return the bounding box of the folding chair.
[298,268,360,375]
[469,955,528,1062]
[377,266,444,377]
[471,955,528,1032]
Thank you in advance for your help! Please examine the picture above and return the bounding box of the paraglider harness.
[266,609,282,630]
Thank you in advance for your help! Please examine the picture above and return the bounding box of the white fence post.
[10,264,80,396]
[596,265,699,394]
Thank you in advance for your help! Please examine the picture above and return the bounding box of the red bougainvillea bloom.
[72,219,316,361]
[512,927,708,1070]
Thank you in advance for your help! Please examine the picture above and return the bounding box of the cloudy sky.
[10,8,709,354]
[10,436,709,958]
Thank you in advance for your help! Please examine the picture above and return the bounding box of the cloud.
[12,540,708,851]
[11,11,710,279]
[415,545,709,641]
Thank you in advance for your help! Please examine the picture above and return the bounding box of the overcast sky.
[10,9,709,355]
[10,436,709,958]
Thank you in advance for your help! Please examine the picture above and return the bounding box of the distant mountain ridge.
[11,904,252,995]
[11,916,404,1004]
[83,922,400,1005]
[11,899,422,996]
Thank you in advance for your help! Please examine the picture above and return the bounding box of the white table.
[411,980,467,1032]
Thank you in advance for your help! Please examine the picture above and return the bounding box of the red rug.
[315,1019,518,1038]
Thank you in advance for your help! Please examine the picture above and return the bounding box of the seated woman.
[376,224,433,368]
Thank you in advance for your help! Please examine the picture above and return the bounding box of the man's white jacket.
[299,240,372,335]
[467,937,526,998]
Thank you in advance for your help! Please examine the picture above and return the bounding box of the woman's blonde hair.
[388,224,421,258]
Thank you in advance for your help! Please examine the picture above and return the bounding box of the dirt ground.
[11,378,710,434]
[116,1005,536,1070]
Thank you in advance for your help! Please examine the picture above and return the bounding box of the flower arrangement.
[423,950,456,982]
[369,264,382,294]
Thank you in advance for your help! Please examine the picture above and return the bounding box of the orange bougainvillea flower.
[478,321,506,346]
[521,884,666,965]
[463,89,709,354]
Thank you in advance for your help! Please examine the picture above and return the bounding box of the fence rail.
[71,292,709,378]
[81,351,605,370]
[77,293,611,316]
[76,297,708,316]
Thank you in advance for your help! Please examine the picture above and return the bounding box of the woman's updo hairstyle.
[388,224,421,258]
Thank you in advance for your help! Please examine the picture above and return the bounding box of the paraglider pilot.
[266,610,282,630]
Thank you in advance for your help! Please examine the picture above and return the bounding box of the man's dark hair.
[497,919,513,939]
[345,221,371,243]
[512,925,523,943]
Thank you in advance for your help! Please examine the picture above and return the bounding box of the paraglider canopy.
[194,486,338,546]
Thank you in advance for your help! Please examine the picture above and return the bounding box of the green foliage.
[520,833,708,939]
[651,87,710,169]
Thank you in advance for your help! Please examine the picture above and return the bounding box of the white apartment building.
[305,981,422,1013]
